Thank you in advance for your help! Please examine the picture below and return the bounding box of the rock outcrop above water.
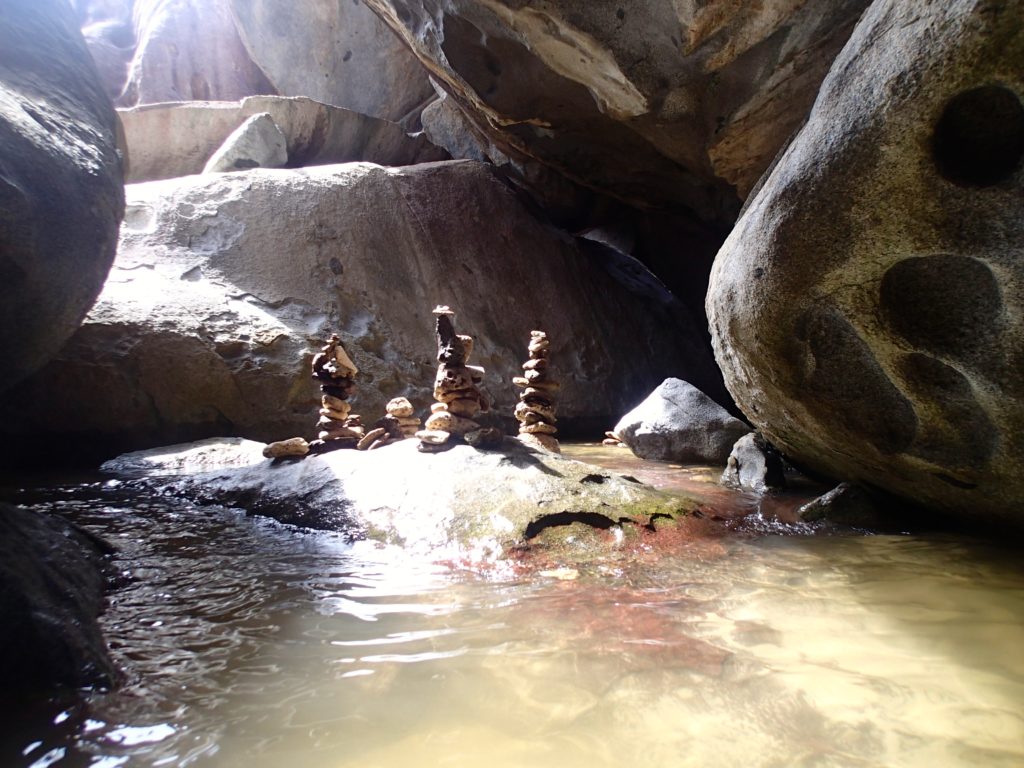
[0,0,125,392]
[363,0,871,217]
[106,438,703,563]
[119,96,448,183]
[721,433,786,494]
[614,379,750,465]
[227,0,434,122]
[0,160,723,458]
[797,484,886,529]
[0,504,117,695]
[706,0,1024,525]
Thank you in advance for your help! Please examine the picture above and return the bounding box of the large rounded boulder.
[0,160,726,458]
[706,0,1024,525]
[0,0,125,392]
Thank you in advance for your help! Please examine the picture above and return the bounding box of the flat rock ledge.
[104,438,706,565]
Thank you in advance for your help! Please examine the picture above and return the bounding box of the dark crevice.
[645,512,675,531]
[524,511,617,539]
[933,84,1024,187]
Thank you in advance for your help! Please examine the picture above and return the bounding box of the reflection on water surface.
[4,449,1024,767]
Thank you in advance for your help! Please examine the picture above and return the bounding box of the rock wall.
[706,0,1024,525]
[362,0,871,219]
[227,0,435,122]
[120,0,276,106]
[0,160,726,460]
[119,96,448,182]
[0,0,125,392]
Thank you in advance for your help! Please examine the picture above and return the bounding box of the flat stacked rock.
[602,431,624,448]
[513,330,560,453]
[417,306,502,452]
[308,334,365,454]
[356,396,422,451]
[386,397,421,439]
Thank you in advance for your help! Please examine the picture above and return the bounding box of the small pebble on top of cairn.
[513,330,560,453]
[417,306,503,452]
[308,334,365,454]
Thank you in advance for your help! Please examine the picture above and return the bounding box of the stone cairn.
[355,397,422,451]
[308,334,365,454]
[513,330,561,453]
[417,306,502,452]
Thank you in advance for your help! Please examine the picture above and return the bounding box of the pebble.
[357,427,387,451]
[416,429,451,445]
[262,437,310,458]
[385,397,415,418]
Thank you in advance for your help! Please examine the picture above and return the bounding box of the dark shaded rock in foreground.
[106,438,705,564]
[706,0,1024,526]
[0,504,117,696]
[614,378,750,465]
[0,0,125,392]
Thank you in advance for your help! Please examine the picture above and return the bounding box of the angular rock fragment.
[203,112,288,173]
[308,334,364,455]
[720,433,785,493]
[614,378,749,465]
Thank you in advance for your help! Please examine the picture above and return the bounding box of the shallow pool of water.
[4,451,1024,768]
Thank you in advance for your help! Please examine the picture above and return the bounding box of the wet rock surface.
[106,438,703,562]
[614,378,750,465]
[797,483,886,529]
[0,503,117,696]
[0,160,722,459]
[721,433,786,494]
[0,0,125,392]
[706,0,1024,525]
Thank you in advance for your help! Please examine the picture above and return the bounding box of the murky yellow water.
[5,452,1024,768]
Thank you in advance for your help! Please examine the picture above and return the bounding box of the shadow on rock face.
[0,504,118,698]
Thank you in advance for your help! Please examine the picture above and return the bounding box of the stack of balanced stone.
[355,396,422,451]
[309,334,365,454]
[417,306,502,452]
[513,330,560,453]
[385,397,421,439]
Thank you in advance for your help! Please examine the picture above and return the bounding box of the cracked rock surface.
[706,0,1024,525]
